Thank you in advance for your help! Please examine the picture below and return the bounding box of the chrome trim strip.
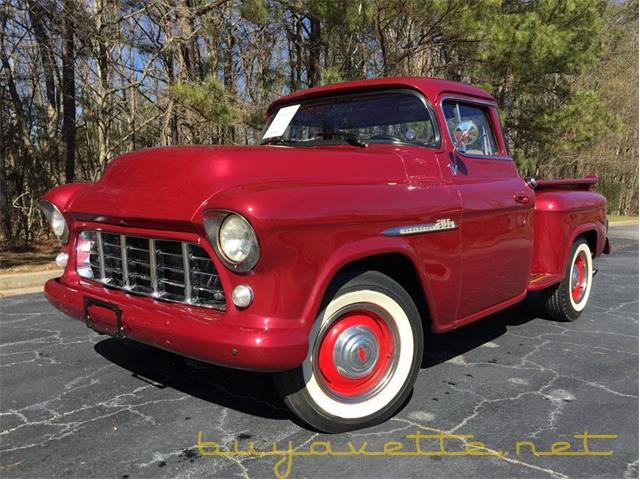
[440,94,497,107]
[96,231,106,281]
[182,242,191,303]
[120,234,129,288]
[149,238,158,295]
[382,218,458,236]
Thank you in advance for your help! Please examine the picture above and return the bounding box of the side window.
[442,100,498,156]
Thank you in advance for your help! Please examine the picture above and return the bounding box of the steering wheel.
[369,133,403,143]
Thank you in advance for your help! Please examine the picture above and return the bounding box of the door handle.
[514,192,530,204]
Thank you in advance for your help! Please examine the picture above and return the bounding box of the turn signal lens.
[55,252,68,268]
[232,284,254,309]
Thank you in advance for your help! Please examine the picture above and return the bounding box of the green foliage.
[240,0,270,24]
[321,66,344,86]
[468,0,609,174]
[598,176,623,214]
[536,91,621,155]
[169,76,235,126]
[3,0,637,247]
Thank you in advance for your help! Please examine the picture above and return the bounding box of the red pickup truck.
[40,77,610,432]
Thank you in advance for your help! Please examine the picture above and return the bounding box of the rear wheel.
[274,270,423,433]
[540,238,593,322]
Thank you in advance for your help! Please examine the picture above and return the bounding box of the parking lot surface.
[1,225,638,478]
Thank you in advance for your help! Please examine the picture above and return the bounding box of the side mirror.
[453,120,479,148]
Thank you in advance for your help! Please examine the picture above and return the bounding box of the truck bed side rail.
[530,176,597,191]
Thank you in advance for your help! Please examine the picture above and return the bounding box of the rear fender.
[532,190,606,278]
[561,222,603,269]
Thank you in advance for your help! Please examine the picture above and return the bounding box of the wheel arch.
[578,229,598,257]
[314,251,434,334]
[562,224,599,273]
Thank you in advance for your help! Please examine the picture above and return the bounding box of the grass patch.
[0,237,60,273]
[608,215,639,223]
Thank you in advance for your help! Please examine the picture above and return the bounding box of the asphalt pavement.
[1,225,638,478]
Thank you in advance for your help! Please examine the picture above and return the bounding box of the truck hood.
[69,145,407,223]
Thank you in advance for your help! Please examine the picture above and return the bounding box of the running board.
[528,272,563,291]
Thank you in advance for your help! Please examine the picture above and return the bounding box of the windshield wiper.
[261,131,368,147]
[329,130,368,148]
[260,137,300,145]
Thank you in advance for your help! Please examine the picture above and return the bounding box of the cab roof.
[267,76,496,113]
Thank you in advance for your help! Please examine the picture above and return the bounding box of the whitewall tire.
[541,238,594,322]
[274,270,424,432]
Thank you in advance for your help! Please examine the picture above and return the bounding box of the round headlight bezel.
[50,208,66,237]
[204,211,260,273]
[38,200,69,244]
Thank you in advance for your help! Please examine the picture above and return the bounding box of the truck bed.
[528,176,608,290]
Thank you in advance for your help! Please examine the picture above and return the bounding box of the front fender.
[42,182,93,212]
[200,181,461,335]
[298,236,438,332]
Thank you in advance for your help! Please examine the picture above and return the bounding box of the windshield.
[260,91,439,147]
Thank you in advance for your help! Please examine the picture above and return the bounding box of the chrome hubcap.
[333,325,379,379]
[571,252,588,303]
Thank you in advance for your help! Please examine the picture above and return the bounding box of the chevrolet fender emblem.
[382,218,458,236]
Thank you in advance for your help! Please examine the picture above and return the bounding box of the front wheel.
[274,271,424,433]
[540,238,593,322]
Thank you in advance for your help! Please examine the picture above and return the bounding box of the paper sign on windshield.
[262,104,300,139]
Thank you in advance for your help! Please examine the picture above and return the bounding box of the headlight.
[50,209,66,237]
[38,200,69,244]
[204,212,260,272]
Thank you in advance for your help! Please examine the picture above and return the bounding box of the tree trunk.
[0,104,10,244]
[27,1,60,175]
[62,0,76,183]
[223,18,235,143]
[308,16,322,87]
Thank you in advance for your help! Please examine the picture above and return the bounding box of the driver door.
[440,98,534,322]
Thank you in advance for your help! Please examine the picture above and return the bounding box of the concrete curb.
[0,286,48,298]
[0,270,63,292]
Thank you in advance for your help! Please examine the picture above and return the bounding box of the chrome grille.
[78,230,226,310]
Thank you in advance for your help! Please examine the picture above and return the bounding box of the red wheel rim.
[316,309,396,400]
[571,253,588,302]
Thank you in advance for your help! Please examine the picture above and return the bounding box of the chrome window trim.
[262,88,442,150]
[439,95,510,160]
